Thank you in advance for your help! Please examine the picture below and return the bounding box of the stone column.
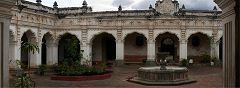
[146,40,156,65]
[0,19,11,87]
[29,42,41,68]
[179,39,188,61]
[0,2,15,85]
[116,40,124,66]
[81,42,92,65]
[9,41,21,68]
[46,40,58,65]
[210,40,219,59]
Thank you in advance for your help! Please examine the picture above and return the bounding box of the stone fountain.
[129,53,196,85]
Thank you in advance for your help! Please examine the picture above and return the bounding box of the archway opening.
[188,33,210,63]
[124,32,147,64]
[20,30,36,69]
[219,37,223,62]
[42,36,46,65]
[155,32,179,63]
[58,33,80,65]
[92,33,116,65]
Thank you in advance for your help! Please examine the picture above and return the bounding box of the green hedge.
[54,61,108,76]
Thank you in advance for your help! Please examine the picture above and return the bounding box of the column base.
[115,60,124,66]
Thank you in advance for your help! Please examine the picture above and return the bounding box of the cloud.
[179,0,218,10]
[131,0,156,10]
[112,0,134,8]
[24,0,219,11]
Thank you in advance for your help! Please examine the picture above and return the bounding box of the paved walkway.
[28,65,223,88]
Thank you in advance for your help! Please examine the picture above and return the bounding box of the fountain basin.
[129,66,196,85]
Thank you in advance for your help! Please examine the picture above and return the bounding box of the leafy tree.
[21,42,39,75]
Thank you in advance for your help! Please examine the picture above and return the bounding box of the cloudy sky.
[25,0,219,11]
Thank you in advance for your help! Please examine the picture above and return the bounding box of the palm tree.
[21,42,39,75]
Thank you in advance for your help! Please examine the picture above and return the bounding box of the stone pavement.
[29,65,222,88]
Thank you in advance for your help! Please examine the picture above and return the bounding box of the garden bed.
[51,73,111,81]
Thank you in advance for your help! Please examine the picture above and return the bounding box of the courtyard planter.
[51,73,111,81]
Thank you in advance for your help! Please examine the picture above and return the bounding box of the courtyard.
[25,65,222,88]
[3,0,238,87]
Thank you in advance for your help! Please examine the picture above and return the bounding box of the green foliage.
[21,42,39,54]
[59,34,81,65]
[94,62,107,70]
[55,60,107,76]
[211,57,220,66]
[180,59,189,67]
[15,73,34,88]
[37,65,48,75]
[201,54,211,63]
[20,42,39,72]
[211,57,219,62]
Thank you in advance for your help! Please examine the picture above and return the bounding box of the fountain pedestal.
[129,66,196,85]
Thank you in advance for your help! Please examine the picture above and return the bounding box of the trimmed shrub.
[180,59,189,67]
[201,54,211,63]
[55,60,108,76]
[37,64,48,75]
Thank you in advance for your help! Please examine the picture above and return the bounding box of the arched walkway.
[91,32,116,65]
[58,33,81,65]
[41,32,54,65]
[187,33,210,63]
[124,32,147,64]
[155,32,179,63]
[20,30,37,68]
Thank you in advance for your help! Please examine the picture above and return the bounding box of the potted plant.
[15,60,35,88]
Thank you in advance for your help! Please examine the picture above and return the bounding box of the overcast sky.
[25,0,219,11]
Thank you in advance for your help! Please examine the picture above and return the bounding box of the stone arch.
[187,32,210,40]
[41,31,54,41]
[155,32,180,62]
[88,31,117,44]
[41,32,55,65]
[124,32,148,64]
[20,29,38,41]
[123,31,148,42]
[20,30,38,68]
[187,31,212,40]
[57,33,81,64]
[89,31,116,44]
[155,31,180,41]
[57,31,81,43]
[187,32,211,63]
[91,32,116,64]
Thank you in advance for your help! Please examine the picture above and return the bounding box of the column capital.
[116,39,123,43]
[179,39,188,44]
[147,39,155,44]
[46,41,58,47]
[9,40,18,45]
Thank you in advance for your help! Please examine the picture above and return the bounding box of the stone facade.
[9,0,223,68]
